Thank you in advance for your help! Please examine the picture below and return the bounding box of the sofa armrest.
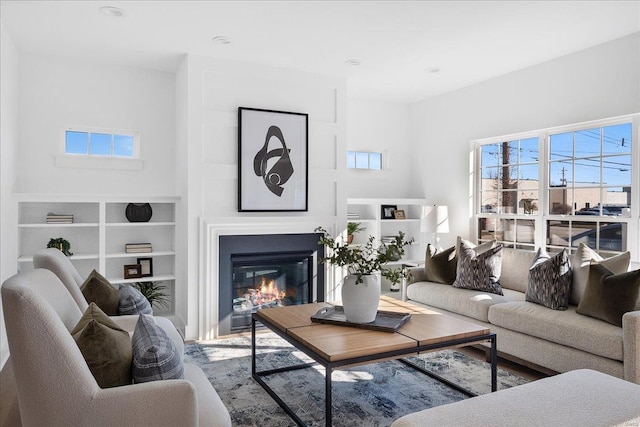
[623,310,640,384]
[86,380,199,426]
[407,266,424,283]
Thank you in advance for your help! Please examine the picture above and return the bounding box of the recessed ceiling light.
[345,59,361,66]
[424,67,441,74]
[99,6,126,17]
[212,36,232,45]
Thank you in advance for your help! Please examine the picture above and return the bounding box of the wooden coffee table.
[251,296,497,426]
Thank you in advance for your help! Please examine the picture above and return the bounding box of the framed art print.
[238,107,308,212]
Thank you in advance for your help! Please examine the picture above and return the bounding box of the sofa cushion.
[132,314,184,383]
[407,282,524,323]
[571,243,630,306]
[576,264,640,327]
[423,244,457,284]
[452,239,503,295]
[488,301,623,361]
[499,248,536,293]
[526,248,572,310]
[119,284,153,315]
[80,269,119,316]
[71,302,132,388]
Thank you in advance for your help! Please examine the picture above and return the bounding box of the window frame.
[347,150,383,170]
[473,114,639,260]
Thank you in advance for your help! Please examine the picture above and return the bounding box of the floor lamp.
[421,205,450,251]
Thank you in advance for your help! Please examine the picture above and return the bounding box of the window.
[347,151,382,170]
[474,115,638,257]
[65,128,137,158]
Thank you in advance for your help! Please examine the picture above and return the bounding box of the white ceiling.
[1,1,639,103]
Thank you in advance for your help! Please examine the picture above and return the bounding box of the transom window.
[474,115,638,257]
[347,151,382,170]
[65,128,137,158]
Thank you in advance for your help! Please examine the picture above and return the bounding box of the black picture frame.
[238,107,308,212]
[124,264,142,279]
[381,205,397,219]
[137,257,153,277]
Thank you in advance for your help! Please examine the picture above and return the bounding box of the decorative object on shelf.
[125,243,152,254]
[393,209,406,219]
[124,264,142,279]
[238,107,309,212]
[137,257,153,277]
[346,222,365,244]
[421,205,450,251]
[46,237,73,256]
[46,212,74,224]
[315,227,413,323]
[381,205,397,219]
[133,281,170,309]
[125,203,153,222]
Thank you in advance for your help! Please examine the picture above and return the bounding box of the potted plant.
[382,265,413,293]
[47,237,73,256]
[346,222,366,244]
[133,281,170,310]
[315,227,413,323]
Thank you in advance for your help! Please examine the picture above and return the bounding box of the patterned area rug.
[184,332,529,427]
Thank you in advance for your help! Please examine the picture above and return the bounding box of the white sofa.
[391,369,640,427]
[407,247,640,384]
[2,269,232,427]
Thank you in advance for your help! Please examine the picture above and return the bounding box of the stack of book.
[46,213,74,224]
[347,212,360,220]
[381,236,397,244]
[125,243,152,253]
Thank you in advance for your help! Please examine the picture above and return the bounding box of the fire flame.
[247,277,285,307]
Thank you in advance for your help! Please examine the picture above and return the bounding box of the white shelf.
[17,197,179,316]
[106,251,176,259]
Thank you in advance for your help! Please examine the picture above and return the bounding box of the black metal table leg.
[325,367,332,427]
[491,334,498,392]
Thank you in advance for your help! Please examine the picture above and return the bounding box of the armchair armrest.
[84,379,198,426]
[623,310,640,384]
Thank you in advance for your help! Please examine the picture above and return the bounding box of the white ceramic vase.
[341,274,380,323]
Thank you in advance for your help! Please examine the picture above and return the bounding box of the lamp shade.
[421,205,450,233]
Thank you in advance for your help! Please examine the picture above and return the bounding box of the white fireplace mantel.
[199,216,337,339]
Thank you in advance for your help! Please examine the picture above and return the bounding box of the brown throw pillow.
[570,243,630,306]
[80,269,119,315]
[576,264,640,327]
[424,244,457,284]
[71,303,132,388]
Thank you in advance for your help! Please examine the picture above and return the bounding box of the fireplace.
[218,233,324,335]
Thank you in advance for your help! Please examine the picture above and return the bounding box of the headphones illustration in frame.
[253,125,294,197]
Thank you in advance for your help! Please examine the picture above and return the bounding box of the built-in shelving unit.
[347,198,428,265]
[17,195,179,317]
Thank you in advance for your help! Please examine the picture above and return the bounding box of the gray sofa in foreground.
[406,247,640,384]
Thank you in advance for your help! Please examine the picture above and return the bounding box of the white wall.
[346,98,414,198]
[0,22,19,369]
[16,54,176,195]
[409,33,640,249]
[177,55,346,339]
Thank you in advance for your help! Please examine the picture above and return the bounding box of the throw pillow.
[452,239,504,295]
[71,302,132,388]
[570,243,630,306]
[131,314,184,383]
[119,284,153,315]
[526,248,572,310]
[576,264,640,327]
[423,244,457,284]
[80,269,119,316]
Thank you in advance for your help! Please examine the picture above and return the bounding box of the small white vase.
[341,274,380,323]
